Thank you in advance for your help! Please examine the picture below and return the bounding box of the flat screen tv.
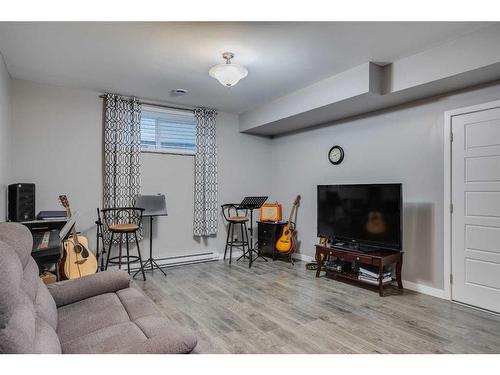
[317,183,402,250]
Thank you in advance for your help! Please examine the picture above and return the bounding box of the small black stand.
[133,194,168,277]
[138,216,167,276]
[95,208,107,272]
[238,196,268,268]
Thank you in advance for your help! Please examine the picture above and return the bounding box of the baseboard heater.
[108,251,220,272]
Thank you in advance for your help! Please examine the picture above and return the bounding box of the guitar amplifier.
[259,203,282,222]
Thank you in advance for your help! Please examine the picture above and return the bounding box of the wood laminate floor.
[134,258,500,354]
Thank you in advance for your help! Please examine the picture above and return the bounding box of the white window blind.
[140,105,196,155]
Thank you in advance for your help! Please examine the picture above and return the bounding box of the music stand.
[133,194,168,276]
[238,196,268,268]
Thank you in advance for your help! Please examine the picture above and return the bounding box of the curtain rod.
[99,94,195,112]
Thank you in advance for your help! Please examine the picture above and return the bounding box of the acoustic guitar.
[58,195,98,279]
[275,195,301,255]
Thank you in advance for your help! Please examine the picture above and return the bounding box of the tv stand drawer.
[328,250,373,264]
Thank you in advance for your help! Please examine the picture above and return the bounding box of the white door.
[451,104,500,313]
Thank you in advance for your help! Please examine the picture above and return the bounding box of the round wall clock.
[328,145,344,165]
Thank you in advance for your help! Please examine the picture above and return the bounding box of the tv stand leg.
[396,258,403,290]
[315,252,323,278]
[378,265,384,297]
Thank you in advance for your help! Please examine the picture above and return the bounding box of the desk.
[257,221,287,261]
[22,219,67,276]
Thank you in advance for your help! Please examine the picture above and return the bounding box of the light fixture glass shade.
[209,63,248,87]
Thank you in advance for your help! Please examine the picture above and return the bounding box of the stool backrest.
[221,204,248,221]
[100,207,145,230]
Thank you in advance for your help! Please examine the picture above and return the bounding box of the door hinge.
[450,274,453,284]
[450,203,454,214]
[450,132,454,142]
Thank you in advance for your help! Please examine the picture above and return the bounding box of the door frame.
[443,99,500,301]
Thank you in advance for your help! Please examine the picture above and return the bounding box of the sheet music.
[135,194,168,217]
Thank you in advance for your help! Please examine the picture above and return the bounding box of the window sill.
[141,149,196,157]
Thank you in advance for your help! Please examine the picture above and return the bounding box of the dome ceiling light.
[209,52,248,87]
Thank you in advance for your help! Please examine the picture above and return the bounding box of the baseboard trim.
[402,280,446,299]
[220,248,309,260]
[292,253,315,262]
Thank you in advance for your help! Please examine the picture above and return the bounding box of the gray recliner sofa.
[0,222,197,354]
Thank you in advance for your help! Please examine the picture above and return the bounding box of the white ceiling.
[0,22,491,114]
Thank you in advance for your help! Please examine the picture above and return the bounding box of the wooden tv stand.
[315,244,403,296]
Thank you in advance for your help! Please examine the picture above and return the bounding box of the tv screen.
[317,183,402,250]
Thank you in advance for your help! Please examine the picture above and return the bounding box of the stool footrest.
[107,255,141,265]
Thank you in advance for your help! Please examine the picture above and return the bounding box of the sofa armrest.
[47,270,130,307]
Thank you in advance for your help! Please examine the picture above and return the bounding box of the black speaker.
[8,183,35,222]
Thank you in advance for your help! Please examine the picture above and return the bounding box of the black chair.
[221,204,250,264]
[102,207,146,281]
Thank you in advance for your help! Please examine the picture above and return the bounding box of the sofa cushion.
[33,317,62,354]
[0,239,23,322]
[0,294,36,353]
[61,321,147,354]
[34,280,58,331]
[116,288,159,320]
[130,315,198,354]
[0,223,33,268]
[57,292,130,344]
[21,258,40,302]
[0,223,61,354]
[57,287,197,354]
[1,222,195,354]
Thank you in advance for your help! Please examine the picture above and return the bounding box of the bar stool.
[102,207,147,281]
[221,204,250,264]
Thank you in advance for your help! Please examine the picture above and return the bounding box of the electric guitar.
[275,195,301,255]
[58,195,98,279]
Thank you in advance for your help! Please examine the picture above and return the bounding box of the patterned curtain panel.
[102,94,142,240]
[193,108,218,236]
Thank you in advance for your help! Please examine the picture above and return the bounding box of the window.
[140,105,197,155]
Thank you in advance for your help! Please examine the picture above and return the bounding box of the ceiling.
[0,22,491,114]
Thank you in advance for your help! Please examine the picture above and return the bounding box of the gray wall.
[11,80,102,234]
[141,110,272,258]
[10,77,500,291]
[270,82,500,290]
[11,79,272,257]
[0,54,12,221]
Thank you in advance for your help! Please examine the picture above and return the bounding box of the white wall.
[270,82,500,290]
[0,54,12,221]
[11,79,272,258]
